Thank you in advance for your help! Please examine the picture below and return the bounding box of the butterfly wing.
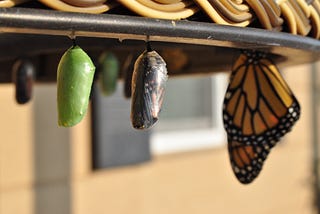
[223,51,300,184]
[227,140,267,183]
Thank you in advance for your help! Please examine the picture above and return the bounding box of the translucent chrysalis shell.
[131,48,168,129]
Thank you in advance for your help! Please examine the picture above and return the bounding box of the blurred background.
[0,60,319,214]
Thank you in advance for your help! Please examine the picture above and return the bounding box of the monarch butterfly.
[131,42,168,129]
[223,50,300,184]
[57,45,95,127]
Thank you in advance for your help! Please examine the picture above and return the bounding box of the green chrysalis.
[57,45,95,127]
[98,51,119,96]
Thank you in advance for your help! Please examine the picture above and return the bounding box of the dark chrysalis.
[130,43,168,129]
[12,59,35,104]
[122,53,138,99]
[98,51,119,96]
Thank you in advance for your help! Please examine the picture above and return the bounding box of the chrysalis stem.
[146,41,152,52]
[72,38,77,47]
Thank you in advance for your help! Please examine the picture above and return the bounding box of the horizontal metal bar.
[0,7,319,53]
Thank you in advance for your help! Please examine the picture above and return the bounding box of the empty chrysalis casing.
[131,48,168,129]
[12,59,35,104]
[98,51,119,96]
[57,45,95,127]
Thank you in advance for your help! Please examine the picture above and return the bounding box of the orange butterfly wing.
[223,51,300,184]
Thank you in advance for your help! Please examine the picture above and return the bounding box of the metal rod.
[0,7,319,53]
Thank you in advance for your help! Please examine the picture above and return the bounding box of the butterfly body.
[223,50,300,184]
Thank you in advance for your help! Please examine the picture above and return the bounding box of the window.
[91,83,151,169]
[151,73,229,155]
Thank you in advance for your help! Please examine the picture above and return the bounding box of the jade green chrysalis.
[98,51,119,96]
[57,45,95,127]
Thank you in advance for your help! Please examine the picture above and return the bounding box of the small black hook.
[146,41,152,52]
[72,38,77,47]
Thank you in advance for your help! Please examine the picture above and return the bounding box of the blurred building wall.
[0,63,317,214]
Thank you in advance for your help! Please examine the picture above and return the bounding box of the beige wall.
[0,84,35,214]
[0,63,317,214]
